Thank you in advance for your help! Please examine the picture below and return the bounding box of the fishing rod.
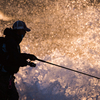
[36,58,100,79]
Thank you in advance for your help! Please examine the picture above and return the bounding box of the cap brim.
[25,28,31,32]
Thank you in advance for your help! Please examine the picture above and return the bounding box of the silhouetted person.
[0,20,37,100]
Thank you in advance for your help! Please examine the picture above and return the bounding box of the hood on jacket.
[3,28,23,44]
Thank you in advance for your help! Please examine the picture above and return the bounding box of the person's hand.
[29,54,37,61]
[32,55,37,61]
[28,62,36,67]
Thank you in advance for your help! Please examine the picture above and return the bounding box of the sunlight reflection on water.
[1,0,99,100]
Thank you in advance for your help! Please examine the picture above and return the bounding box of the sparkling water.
[1,0,100,100]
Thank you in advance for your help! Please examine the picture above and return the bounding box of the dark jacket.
[2,28,32,75]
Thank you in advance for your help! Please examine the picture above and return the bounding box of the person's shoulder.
[5,36,15,41]
[5,36,17,45]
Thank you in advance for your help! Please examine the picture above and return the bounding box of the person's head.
[4,21,31,43]
[13,20,30,37]
[12,20,31,43]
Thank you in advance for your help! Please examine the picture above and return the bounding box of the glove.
[28,62,36,67]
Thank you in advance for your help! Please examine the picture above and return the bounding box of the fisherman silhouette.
[0,20,37,100]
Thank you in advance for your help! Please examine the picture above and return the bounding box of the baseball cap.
[13,20,31,31]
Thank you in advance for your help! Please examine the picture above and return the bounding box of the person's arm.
[21,53,37,61]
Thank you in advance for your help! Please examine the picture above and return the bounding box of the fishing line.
[37,58,100,79]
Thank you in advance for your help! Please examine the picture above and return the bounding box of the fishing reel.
[28,62,36,67]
